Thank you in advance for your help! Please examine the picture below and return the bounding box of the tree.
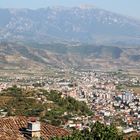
[51,122,123,140]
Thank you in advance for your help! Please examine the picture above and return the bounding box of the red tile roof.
[0,116,69,140]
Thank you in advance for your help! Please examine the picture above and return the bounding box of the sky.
[0,0,140,19]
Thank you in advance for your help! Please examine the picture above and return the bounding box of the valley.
[0,3,140,140]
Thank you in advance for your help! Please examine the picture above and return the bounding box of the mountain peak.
[78,4,97,9]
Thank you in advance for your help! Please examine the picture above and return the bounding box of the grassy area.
[0,96,13,106]
[134,87,140,94]
[128,87,140,95]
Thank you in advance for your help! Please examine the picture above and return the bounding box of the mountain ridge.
[0,41,140,70]
[1,7,140,70]
[0,7,140,45]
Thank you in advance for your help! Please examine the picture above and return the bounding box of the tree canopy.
[51,122,123,140]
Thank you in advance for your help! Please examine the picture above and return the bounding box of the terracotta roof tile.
[0,116,69,140]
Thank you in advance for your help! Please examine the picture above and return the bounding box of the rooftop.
[0,116,69,140]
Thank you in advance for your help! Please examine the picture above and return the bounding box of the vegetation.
[47,90,92,115]
[51,121,123,140]
[0,86,93,126]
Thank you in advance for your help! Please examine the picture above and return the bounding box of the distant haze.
[0,7,140,45]
[0,0,140,19]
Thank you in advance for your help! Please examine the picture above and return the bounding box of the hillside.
[1,7,140,71]
[0,7,140,44]
[0,42,140,70]
[0,86,92,126]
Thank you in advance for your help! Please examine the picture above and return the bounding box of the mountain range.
[0,7,140,70]
[0,7,140,45]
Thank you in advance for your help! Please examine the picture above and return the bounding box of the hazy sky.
[0,0,140,19]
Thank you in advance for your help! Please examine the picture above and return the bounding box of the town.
[0,69,140,137]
